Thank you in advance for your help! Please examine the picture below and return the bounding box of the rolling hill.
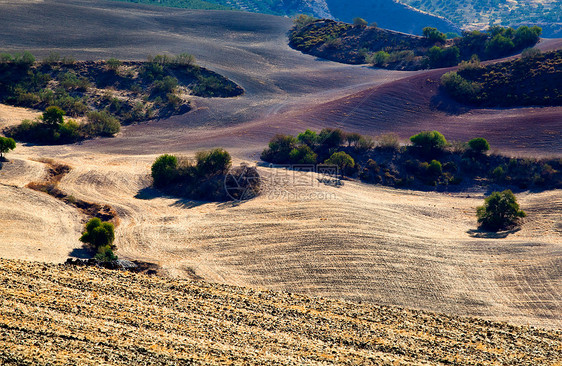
[0,0,560,338]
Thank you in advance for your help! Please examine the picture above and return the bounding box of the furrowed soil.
[0,258,561,365]
[0,0,560,341]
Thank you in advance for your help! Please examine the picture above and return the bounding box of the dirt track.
[0,0,561,330]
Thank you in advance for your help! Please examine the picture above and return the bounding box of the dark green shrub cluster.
[261,128,373,173]
[80,218,117,262]
[6,106,120,145]
[151,149,260,201]
[477,190,526,232]
[261,129,561,191]
[441,49,562,107]
[289,19,541,70]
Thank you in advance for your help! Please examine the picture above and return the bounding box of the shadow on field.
[69,247,93,259]
[135,187,206,209]
[467,227,521,239]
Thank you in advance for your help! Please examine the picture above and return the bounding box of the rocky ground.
[0,258,560,365]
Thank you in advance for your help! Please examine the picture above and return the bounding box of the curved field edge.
[0,258,561,365]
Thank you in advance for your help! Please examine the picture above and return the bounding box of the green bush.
[106,58,122,71]
[85,111,120,136]
[261,134,298,163]
[325,151,355,176]
[468,138,490,154]
[353,17,368,27]
[318,128,344,149]
[80,218,116,251]
[409,131,447,157]
[151,154,178,188]
[297,129,318,147]
[195,148,232,177]
[423,27,446,43]
[0,137,16,159]
[477,190,526,231]
[42,106,65,128]
[289,145,317,164]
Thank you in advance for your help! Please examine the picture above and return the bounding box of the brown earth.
[0,0,560,333]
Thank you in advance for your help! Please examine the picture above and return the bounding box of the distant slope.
[396,0,562,37]
[1,259,561,365]
[325,0,460,35]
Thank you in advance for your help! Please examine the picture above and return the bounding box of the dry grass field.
[1,258,561,365]
[0,0,560,349]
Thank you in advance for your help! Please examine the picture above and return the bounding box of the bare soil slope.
[1,258,561,365]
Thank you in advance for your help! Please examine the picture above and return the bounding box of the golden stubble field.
[1,143,560,330]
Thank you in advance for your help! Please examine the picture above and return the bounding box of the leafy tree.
[423,27,446,43]
[410,131,447,157]
[85,111,120,136]
[297,129,318,147]
[195,148,232,177]
[289,145,317,164]
[80,218,116,250]
[486,34,515,58]
[318,128,344,149]
[0,137,16,159]
[261,134,298,163]
[353,17,368,27]
[42,106,65,128]
[477,190,526,231]
[152,154,178,188]
[468,138,490,154]
[325,151,355,177]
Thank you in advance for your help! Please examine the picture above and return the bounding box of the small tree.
[318,128,344,149]
[353,17,368,27]
[261,134,298,163]
[297,129,318,148]
[423,27,446,43]
[410,130,447,157]
[477,190,526,232]
[0,137,16,159]
[152,154,178,188]
[42,106,65,128]
[468,137,490,154]
[325,151,355,177]
[80,218,116,261]
[289,145,317,164]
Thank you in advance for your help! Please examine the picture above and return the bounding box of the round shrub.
[80,218,115,250]
[477,190,526,232]
[42,106,65,128]
[195,148,232,177]
[0,136,16,159]
[152,154,178,188]
[468,137,490,154]
[409,131,448,156]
